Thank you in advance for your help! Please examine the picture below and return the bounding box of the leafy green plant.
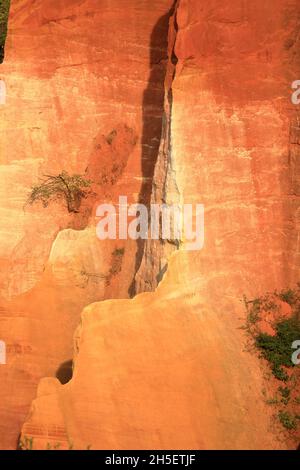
[294,396,300,405]
[109,247,124,276]
[0,0,10,63]
[105,248,125,286]
[278,411,297,430]
[277,288,298,306]
[278,386,290,405]
[266,396,279,405]
[244,294,280,331]
[255,316,300,381]
[244,296,261,326]
[113,248,125,257]
[263,300,278,312]
[27,171,92,213]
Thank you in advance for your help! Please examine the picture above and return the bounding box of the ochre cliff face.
[0,0,174,298]
[172,0,300,298]
[19,0,300,450]
[0,0,174,449]
[20,258,287,450]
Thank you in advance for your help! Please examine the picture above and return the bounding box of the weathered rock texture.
[21,255,288,450]
[20,0,300,449]
[135,3,180,293]
[0,0,174,449]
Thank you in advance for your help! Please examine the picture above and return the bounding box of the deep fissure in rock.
[130,0,179,296]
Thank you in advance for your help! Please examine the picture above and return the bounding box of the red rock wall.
[20,0,300,449]
[0,0,174,449]
[171,0,300,299]
[137,0,300,297]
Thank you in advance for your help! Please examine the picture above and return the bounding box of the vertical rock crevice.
[134,1,181,294]
[1,0,180,449]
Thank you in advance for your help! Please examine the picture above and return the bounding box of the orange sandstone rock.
[0,0,174,449]
[21,253,287,450]
[21,0,300,449]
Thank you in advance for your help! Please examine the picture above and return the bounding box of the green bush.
[278,411,297,430]
[255,316,300,381]
[0,0,10,63]
[113,248,125,257]
[27,171,92,213]
[278,288,298,306]
[278,386,290,404]
[247,298,261,324]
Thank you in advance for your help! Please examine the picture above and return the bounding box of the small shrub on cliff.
[246,298,261,325]
[27,171,91,213]
[0,0,10,62]
[244,289,300,381]
[18,435,33,450]
[278,411,297,430]
[255,316,300,381]
[278,288,298,306]
[278,386,291,404]
[113,248,125,258]
[109,247,125,276]
[105,248,125,286]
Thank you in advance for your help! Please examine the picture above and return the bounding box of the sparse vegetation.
[278,288,297,306]
[244,294,279,331]
[279,386,291,405]
[18,437,91,450]
[109,247,125,276]
[27,171,92,213]
[46,442,61,450]
[105,247,125,286]
[255,316,300,382]
[295,396,300,405]
[244,287,300,434]
[265,396,280,405]
[113,248,125,257]
[245,297,261,325]
[18,435,33,450]
[278,411,297,430]
[244,287,300,381]
[0,0,10,63]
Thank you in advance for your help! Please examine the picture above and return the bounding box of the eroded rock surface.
[0,0,174,449]
[20,0,300,450]
[21,253,287,450]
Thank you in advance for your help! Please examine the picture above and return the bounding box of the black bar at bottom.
[0,450,298,467]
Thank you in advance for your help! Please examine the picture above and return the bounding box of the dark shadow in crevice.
[0,0,11,64]
[129,2,177,297]
[16,433,21,450]
[56,359,73,384]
